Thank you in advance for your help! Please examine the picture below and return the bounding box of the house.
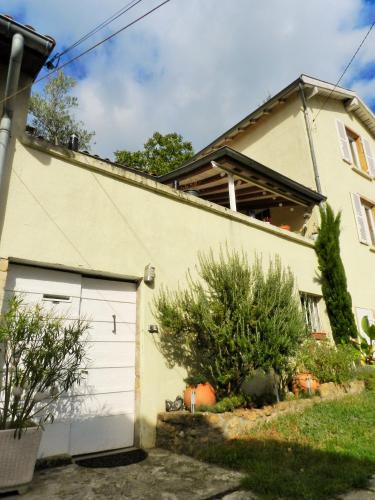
[0,14,371,458]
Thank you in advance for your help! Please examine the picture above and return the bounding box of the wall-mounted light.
[144,264,155,285]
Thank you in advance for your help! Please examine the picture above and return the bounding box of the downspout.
[299,83,322,194]
[0,33,24,191]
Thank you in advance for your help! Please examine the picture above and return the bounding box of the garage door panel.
[3,290,81,319]
[80,299,136,323]
[6,266,136,456]
[6,265,81,297]
[67,391,135,417]
[85,342,135,368]
[69,414,134,455]
[81,278,136,303]
[85,321,136,342]
[73,367,135,395]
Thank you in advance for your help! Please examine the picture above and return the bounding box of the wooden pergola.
[160,147,325,213]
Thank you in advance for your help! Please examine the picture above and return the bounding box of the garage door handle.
[112,314,117,334]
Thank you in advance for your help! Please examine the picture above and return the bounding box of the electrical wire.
[0,0,171,108]
[48,0,145,64]
[313,19,375,123]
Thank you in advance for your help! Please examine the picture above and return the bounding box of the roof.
[0,13,55,79]
[191,74,375,160]
[160,146,326,207]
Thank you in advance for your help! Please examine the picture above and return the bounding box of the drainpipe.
[299,83,322,194]
[0,33,24,191]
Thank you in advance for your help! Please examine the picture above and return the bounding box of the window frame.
[336,120,375,176]
[300,293,323,333]
[351,193,375,246]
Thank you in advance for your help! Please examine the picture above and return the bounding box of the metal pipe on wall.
[0,33,24,190]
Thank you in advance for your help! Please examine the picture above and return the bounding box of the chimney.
[68,134,79,152]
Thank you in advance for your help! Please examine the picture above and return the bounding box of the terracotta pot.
[183,382,216,409]
[279,224,291,231]
[292,372,319,395]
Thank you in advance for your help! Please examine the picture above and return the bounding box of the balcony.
[160,147,325,235]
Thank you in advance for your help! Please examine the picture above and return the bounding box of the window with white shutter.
[335,120,375,175]
[336,120,352,163]
[361,137,375,176]
[351,193,372,244]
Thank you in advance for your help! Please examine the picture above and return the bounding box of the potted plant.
[0,296,89,494]
[183,374,216,410]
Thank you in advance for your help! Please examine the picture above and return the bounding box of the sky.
[4,0,375,158]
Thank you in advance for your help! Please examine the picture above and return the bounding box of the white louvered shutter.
[361,137,375,176]
[336,120,352,163]
[351,193,370,244]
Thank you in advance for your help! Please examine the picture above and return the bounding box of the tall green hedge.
[315,204,358,343]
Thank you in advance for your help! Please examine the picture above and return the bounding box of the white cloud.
[5,0,375,157]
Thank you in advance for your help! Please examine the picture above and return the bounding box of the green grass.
[199,391,375,499]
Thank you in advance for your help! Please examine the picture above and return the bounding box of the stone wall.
[156,381,365,456]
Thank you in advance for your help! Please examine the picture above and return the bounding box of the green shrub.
[155,248,307,398]
[295,339,357,384]
[315,204,358,343]
[355,366,375,391]
[197,395,248,413]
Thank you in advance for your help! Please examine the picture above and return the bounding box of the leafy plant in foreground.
[0,296,89,436]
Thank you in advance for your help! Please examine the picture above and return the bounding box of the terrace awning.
[160,147,325,211]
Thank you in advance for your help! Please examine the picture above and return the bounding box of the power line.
[0,0,171,108]
[48,0,145,65]
[313,20,375,123]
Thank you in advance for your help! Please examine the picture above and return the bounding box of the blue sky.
[4,0,375,157]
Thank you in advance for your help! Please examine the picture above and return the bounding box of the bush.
[155,249,308,398]
[355,366,375,391]
[295,339,357,384]
[196,395,248,413]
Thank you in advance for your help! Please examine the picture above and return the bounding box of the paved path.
[8,449,253,500]
[6,449,374,499]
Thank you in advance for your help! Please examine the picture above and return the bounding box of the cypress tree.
[315,203,358,344]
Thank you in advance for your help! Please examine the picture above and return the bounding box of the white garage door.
[5,264,137,457]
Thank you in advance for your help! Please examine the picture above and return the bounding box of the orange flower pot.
[292,372,319,395]
[183,382,216,409]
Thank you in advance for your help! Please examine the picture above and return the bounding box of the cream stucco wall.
[305,96,375,312]
[230,93,318,190]
[228,87,375,323]
[0,137,326,447]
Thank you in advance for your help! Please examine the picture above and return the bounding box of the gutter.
[0,32,24,192]
[299,82,322,194]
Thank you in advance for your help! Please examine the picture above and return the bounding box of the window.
[351,193,375,245]
[336,120,375,176]
[300,293,322,333]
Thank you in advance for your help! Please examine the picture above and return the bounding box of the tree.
[315,204,358,344]
[114,131,194,175]
[28,71,95,150]
[155,249,307,398]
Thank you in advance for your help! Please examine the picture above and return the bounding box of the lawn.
[199,391,375,499]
